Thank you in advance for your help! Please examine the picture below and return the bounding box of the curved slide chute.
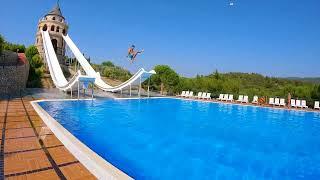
[41,30,92,91]
[62,34,155,92]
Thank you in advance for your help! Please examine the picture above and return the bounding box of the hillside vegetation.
[284,77,320,84]
[148,65,320,107]
[92,61,132,82]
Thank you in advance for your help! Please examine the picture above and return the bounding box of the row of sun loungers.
[290,99,308,108]
[269,98,286,106]
[195,92,211,99]
[178,91,211,99]
[178,91,320,110]
[217,94,251,103]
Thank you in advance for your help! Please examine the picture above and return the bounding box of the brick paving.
[0,98,97,179]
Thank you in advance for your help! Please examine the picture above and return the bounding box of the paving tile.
[32,120,47,127]
[7,112,27,117]
[6,169,60,180]
[60,163,97,180]
[4,150,52,175]
[6,121,31,129]
[7,108,25,113]
[7,107,24,110]
[35,126,53,136]
[48,146,77,165]
[6,116,29,122]
[41,135,63,148]
[5,137,41,153]
[5,128,36,139]
[27,111,38,116]
[29,116,42,122]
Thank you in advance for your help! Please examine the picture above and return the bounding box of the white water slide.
[41,30,86,91]
[62,34,155,92]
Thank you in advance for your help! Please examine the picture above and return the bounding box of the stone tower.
[35,3,68,66]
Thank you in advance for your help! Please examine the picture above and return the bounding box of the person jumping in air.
[127,45,144,63]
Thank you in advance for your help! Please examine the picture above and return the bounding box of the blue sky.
[1,0,319,77]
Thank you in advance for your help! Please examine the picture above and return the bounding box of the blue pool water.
[39,98,320,179]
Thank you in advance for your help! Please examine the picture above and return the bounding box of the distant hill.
[284,77,320,84]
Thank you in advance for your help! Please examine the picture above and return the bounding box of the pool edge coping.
[31,99,133,180]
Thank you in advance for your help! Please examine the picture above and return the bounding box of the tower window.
[56,26,60,32]
[52,17,56,20]
[42,24,48,31]
[63,29,66,35]
[60,19,63,22]
[51,25,55,31]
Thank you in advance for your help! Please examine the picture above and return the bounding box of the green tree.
[25,45,39,60]
[150,65,180,94]
[0,34,4,54]
[30,54,43,69]
[26,46,44,88]
[3,42,25,53]
[102,61,115,67]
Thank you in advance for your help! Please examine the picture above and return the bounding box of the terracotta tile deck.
[0,98,97,179]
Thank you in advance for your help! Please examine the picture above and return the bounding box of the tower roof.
[46,3,64,18]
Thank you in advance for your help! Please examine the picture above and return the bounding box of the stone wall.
[0,56,29,95]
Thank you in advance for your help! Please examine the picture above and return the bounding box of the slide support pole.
[91,83,94,100]
[139,76,142,98]
[148,78,150,98]
[78,81,80,100]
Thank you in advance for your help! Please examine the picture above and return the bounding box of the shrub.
[0,35,4,54]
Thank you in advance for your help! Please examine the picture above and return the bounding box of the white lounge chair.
[217,94,223,101]
[296,100,302,108]
[269,98,275,106]
[184,91,190,98]
[279,98,286,106]
[196,92,202,99]
[242,96,249,103]
[222,94,228,101]
[188,91,194,98]
[227,94,233,102]
[252,96,258,104]
[315,101,320,110]
[201,92,207,99]
[291,99,296,108]
[301,100,308,108]
[178,91,186,97]
[274,98,280,106]
[236,95,244,103]
[205,93,211,100]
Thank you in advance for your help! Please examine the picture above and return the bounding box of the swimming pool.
[38,98,320,179]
